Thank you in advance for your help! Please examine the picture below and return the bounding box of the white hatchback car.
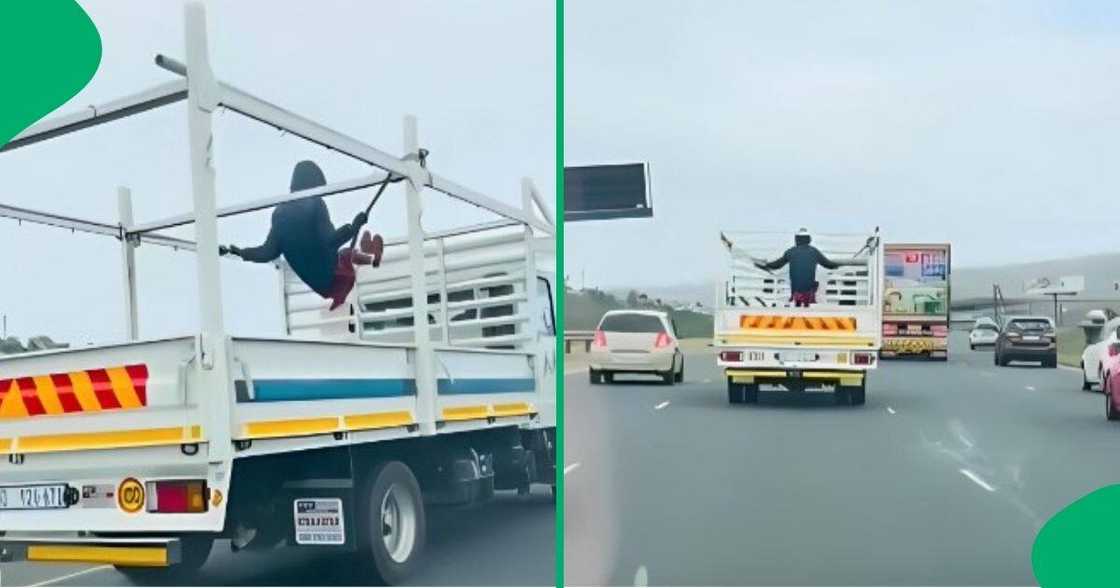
[968,318,1000,349]
[589,310,684,385]
[1081,317,1120,391]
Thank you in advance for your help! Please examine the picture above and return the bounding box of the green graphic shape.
[1033,484,1120,586]
[0,0,102,148]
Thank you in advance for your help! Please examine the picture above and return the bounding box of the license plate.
[0,484,69,510]
[1023,335,1039,341]
[294,498,345,545]
[906,326,923,335]
[779,351,817,363]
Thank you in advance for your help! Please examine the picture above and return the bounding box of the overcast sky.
[0,0,553,345]
[565,1,1120,291]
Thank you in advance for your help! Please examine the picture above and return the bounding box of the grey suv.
[994,316,1057,368]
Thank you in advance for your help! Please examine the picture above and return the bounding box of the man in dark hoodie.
[222,160,384,311]
[755,228,840,307]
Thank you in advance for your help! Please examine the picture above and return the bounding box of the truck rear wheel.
[356,461,426,585]
[589,369,602,385]
[115,535,213,583]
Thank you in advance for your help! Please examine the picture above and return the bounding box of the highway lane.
[0,488,554,587]
[564,332,1119,586]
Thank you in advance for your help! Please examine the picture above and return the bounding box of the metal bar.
[1,80,188,153]
[0,203,196,250]
[429,173,553,235]
[405,116,437,436]
[118,187,139,341]
[381,219,520,248]
[129,173,388,235]
[524,177,555,227]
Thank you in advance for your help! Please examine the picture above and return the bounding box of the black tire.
[604,372,615,384]
[970,344,975,351]
[355,461,427,585]
[589,369,601,385]
[728,381,743,404]
[742,383,759,404]
[661,365,675,385]
[1082,363,1092,391]
[1107,380,1120,421]
[674,359,684,383]
[1044,356,1057,369]
[993,351,999,366]
[115,535,213,584]
[849,383,866,406]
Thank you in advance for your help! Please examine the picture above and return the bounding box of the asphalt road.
[0,488,554,587]
[564,332,1119,586]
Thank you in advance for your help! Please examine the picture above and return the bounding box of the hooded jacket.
[237,161,361,296]
[759,234,840,293]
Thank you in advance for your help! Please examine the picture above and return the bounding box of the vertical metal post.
[437,238,450,345]
[404,115,437,435]
[117,187,139,341]
[185,1,232,461]
[277,264,291,336]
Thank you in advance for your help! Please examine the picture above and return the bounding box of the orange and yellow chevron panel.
[0,364,148,419]
[739,315,857,331]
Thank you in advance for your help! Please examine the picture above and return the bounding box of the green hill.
[565,288,713,338]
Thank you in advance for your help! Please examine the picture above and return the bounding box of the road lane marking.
[29,565,113,587]
[886,406,896,415]
[564,462,581,476]
[1025,385,1036,391]
[702,378,712,384]
[1058,365,1080,372]
[634,565,649,587]
[654,401,670,410]
[959,468,997,492]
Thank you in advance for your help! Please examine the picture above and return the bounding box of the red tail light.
[720,351,743,362]
[146,480,208,513]
[932,325,949,337]
[654,332,671,348]
[883,323,898,336]
[592,329,607,347]
[853,352,875,365]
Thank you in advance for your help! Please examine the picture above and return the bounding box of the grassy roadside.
[1057,327,1086,368]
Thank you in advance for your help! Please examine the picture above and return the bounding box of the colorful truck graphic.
[881,243,951,359]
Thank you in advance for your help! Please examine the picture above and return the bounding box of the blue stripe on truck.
[235,377,535,402]
[437,378,537,395]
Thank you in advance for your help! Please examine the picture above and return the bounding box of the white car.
[968,319,1000,349]
[589,309,684,385]
[1081,316,1120,391]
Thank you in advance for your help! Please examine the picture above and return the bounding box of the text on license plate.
[779,351,818,362]
[0,484,69,510]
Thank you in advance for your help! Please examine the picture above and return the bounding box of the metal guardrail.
[565,330,594,353]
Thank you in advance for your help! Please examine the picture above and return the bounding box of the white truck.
[0,4,555,584]
[714,230,884,406]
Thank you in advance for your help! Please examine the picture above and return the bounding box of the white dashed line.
[702,378,712,384]
[634,565,649,587]
[564,462,581,476]
[1025,385,1036,391]
[30,565,113,587]
[886,407,896,415]
[654,401,670,410]
[959,468,997,492]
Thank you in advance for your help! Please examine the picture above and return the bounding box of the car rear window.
[1009,319,1051,330]
[599,314,665,333]
[974,324,998,331]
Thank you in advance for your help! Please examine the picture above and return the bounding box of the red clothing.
[790,289,817,308]
[327,249,357,311]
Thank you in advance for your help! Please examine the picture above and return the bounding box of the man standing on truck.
[222,160,385,311]
[754,228,840,307]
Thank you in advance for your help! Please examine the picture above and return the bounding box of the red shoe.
[361,231,384,267]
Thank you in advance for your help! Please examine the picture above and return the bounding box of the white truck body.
[0,3,555,583]
[714,230,884,405]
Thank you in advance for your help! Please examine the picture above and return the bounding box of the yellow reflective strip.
[27,545,168,567]
[441,405,491,422]
[0,438,10,453]
[15,426,200,454]
[241,417,339,440]
[68,371,101,411]
[727,370,787,378]
[0,379,29,418]
[342,411,413,431]
[492,402,534,417]
[105,366,142,409]
[802,371,865,379]
[32,376,64,415]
